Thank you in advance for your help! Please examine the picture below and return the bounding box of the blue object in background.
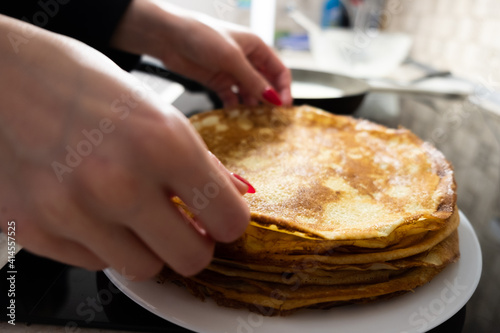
[276,33,310,51]
[236,0,251,9]
[321,0,342,28]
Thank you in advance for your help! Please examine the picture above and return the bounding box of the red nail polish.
[262,87,282,106]
[233,174,256,194]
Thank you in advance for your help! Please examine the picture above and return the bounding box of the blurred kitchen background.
[163,0,500,110]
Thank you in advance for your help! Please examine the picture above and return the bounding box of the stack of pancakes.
[160,105,460,316]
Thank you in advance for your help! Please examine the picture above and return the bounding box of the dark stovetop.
[1,250,194,332]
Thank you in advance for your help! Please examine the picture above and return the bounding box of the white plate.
[105,211,482,333]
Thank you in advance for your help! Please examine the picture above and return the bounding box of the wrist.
[110,0,188,60]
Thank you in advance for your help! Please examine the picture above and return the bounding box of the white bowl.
[309,27,412,78]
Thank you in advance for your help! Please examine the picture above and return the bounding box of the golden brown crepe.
[159,105,460,316]
[160,231,458,315]
[206,230,459,286]
[215,208,459,267]
[190,106,455,240]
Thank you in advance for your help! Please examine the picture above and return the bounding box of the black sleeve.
[0,0,140,71]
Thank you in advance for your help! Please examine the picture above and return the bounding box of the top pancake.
[190,106,456,240]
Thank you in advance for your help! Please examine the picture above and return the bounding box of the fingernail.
[232,173,256,194]
[262,87,282,106]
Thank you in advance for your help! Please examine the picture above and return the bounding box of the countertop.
[1,61,499,333]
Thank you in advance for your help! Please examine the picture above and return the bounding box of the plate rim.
[104,210,482,333]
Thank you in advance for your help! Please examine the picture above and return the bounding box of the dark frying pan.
[291,68,370,114]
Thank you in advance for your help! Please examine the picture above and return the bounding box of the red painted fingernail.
[233,174,256,194]
[262,87,282,106]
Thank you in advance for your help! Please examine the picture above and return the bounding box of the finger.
[14,168,105,271]
[203,71,242,107]
[214,85,240,108]
[207,151,254,195]
[160,55,240,107]
[169,154,250,243]
[268,68,293,106]
[168,33,274,106]
[17,225,106,271]
[218,50,277,105]
[127,189,215,277]
[245,41,293,106]
[129,113,250,243]
[238,90,260,107]
[67,221,164,281]
[26,159,165,280]
[214,33,289,106]
[33,191,164,280]
[72,156,143,221]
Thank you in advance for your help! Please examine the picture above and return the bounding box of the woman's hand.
[0,15,250,280]
[111,0,292,107]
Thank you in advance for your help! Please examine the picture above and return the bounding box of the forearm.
[110,0,244,59]
[110,0,187,60]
